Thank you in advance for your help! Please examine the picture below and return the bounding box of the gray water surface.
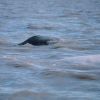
[0,0,100,100]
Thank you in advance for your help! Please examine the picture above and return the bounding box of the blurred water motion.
[0,0,100,100]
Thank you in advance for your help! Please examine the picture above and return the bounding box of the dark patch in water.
[27,24,59,30]
[8,61,33,68]
[0,93,10,100]
[70,73,97,80]
[41,69,97,80]
[12,63,25,68]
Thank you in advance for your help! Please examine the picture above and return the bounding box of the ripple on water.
[40,69,98,81]
[0,0,100,99]
[0,38,10,45]
[8,91,56,100]
[27,24,59,31]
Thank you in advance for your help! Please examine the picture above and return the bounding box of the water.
[0,0,100,100]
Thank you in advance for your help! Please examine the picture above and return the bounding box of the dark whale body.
[18,35,54,46]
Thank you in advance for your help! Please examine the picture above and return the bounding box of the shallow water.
[0,0,100,100]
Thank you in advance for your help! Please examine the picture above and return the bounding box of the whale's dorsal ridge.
[18,35,55,46]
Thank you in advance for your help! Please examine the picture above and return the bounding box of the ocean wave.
[62,54,100,65]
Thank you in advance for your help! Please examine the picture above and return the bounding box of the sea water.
[0,0,100,100]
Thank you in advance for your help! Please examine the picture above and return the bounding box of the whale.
[18,35,57,46]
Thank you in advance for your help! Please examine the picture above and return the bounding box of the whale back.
[18,35,51,46]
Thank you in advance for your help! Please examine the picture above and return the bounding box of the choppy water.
[0,0,100,100]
